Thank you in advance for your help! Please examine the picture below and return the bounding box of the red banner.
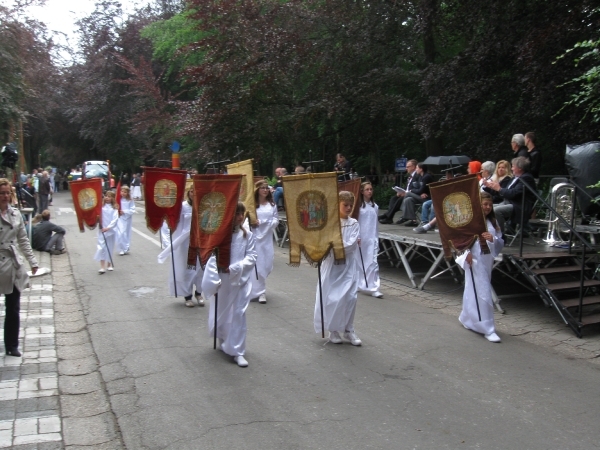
[338,178,361,220]
[187,174,243,270]
[70,178,103,232]
[142,167,188,233]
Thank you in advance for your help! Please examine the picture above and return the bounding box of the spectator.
[396,163,433,227]
[378,159,420,224]
[333,153,352,181]
[511,134,529,159]
[486,160,512,204]
[32,210,66,255]
[479,161,495,191]
[482,156,536,233]
[525,131,542,184]
[38,171,51,212]
[294,165,306,174]
[273,168,287,210]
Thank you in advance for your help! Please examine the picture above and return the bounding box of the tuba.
[543,181,575,244]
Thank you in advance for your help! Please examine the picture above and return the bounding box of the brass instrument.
[543,181,575,244]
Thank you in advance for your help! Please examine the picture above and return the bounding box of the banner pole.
[469,265,482,321]
[359,246,368,288]
[213,293,219,349]
[318,261,325,338]
[169,232,177,297]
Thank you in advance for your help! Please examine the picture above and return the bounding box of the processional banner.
[142,167,188,233]
[187,174,243,270]
[226,159,257,226]
[429,174,488,259]
[70,178,103,232]
[338,178,361,220]
[282,172,345,266]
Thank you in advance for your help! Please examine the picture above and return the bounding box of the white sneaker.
[485,332,501,343]
[329,331,342,344]
[371,291,383,298]
[185,300,195,308]
[234,355,248,367]
[98,268,105,274]
[119,251,124,256]
[124,250,129,255]
[258,294,267,304]
[107,266,114,271]
[195,293,205,307]
[344,331,362,346]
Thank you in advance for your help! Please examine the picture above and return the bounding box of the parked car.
[82,160,111,190]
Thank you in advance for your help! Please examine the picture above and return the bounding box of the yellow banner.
[226,159,257,225]
[282,172,345,266]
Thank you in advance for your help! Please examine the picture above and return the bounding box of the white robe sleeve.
[121,199,136,217]
[343,220,360,253]
[201,254,221,298]
[105,209,119,230]
[228,231,257,286]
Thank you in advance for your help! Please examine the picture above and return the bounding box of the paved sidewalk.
[0,250,122,449]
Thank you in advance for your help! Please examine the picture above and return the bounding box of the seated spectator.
[479,161,495,191]
[482,156,536,233]
[396,163,433,227]
[273,167,287,210]
[486,160,513,204]
[32,209,66,255]
[294,165,306,175]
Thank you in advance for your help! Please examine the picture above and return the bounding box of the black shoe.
[404,220,419,227]
[379,218,393,224]
[395,218,408,225]
[6,348,21,357]
[378,214,387,220]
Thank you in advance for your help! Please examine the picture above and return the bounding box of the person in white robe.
[249,180,279,303]
[94,191,119,273]
[157,188,204,307]
[455,192,504,342]
[357,181,383,298]
[116,186,136,255]
[203,202,257,367]
[314,191,362,346]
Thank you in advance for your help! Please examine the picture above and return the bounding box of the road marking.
[132,227,161,247]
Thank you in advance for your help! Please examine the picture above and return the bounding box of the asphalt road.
[51,191,600,450]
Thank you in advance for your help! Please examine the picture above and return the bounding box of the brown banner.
[429,174,488,259]
[282,172,345,266]
[226,159,257,226]
[338,178,361,220]
[70,178,103,232]
[142,167,188,233]
[187,174,243,270]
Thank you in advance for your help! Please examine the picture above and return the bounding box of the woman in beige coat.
[0,178,38,356]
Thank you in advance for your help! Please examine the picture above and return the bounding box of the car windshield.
[85,163,108,178]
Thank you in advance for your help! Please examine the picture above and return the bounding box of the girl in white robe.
[205,202,257,367]
[157,189,204,307]
[456,192,504,343]
[357,181,383,298]
[249,180,279,303]
[94,191,119,273]
[116,186,136,255]
[314,191,362,346]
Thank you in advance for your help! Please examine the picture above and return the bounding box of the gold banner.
[226,159,257,226]
[282,172,345,266]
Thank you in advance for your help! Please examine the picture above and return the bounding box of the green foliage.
[556,34,600,130]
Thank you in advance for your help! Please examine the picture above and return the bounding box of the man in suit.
[482,156,536,233]
[379,159,421,224]
[396,163,434,227]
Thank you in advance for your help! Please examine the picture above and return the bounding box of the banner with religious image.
[142,167,188,233]
[282,172,345,266]
[225,159,257,226]
[338,178,361,220]
[187,174,243,270]
[429,174,488,259]
[70,178,103,232]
